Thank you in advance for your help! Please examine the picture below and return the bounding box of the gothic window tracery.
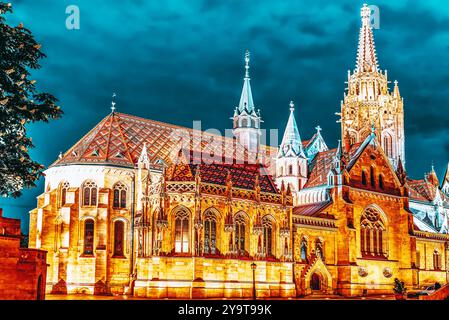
[113,182,127,209]
[234,213,247,255]
[360,207,386,257]
[174,208,190,254]
[60,181,69,206]
[203,210,217,255]
[300,238,307,262]
[315,239,324,260]
[261,216,274,257]
[82,180,97,206]
[113,220,125,257]
[83,219,94,255]
[383,133,393,158]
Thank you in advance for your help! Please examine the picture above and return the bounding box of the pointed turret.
[238,50,255,114]
[393,80,401,98]
[356,4,379,73]
[442,163,449,194]
[396,156,406,186]
[333,140,344,173]
[138,142,150,168]
[426,163,439,187]
[275,101,308,204]
[278,101,306,158]
[232,50,262,153]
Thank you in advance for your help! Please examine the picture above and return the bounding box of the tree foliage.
[0,2,62,197]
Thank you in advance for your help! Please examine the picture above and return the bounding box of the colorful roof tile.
[51,112,277,170]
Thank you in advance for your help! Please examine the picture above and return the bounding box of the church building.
[28,4,449,298]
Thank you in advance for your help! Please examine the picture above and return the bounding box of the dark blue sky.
[2,0,449,232]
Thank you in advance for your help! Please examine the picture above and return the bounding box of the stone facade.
[0,209,47,300]
[27,4,449,299]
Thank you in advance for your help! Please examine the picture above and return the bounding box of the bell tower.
[339,4,405,169]
[232,50,262,153]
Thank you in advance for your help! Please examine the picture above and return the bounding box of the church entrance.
[310,273,321,291]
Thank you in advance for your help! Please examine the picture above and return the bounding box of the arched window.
[370,167,375,187]
[288,165,293,175]
[113,220,125,257]
[174,208,190,253]
[361,171,367,186]
[60,181,69,206]
[300,238,308,262]
[383,134,393,158]
[379,175,384,190]
[83,219,94,255]
[235,213,246,255]
[433,250,441,270]
[242,118,248,127]
[113,182,127,209]
[82,180,97,206]
[203,210,217,255]
[316,239,324,260]
[262,216,274,257]
[360,207,386,257]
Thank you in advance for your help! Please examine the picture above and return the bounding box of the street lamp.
[251,262,257,300]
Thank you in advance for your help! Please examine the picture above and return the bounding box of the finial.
[361,3,371,25]
[315,125,322,133]
[58,151,63,159]
[111,92,117,113]
[394,80,398,86]
[289,100,295,112]
[244,50,250,78]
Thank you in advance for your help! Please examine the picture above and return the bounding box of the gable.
[305,133,328,159]
[347,143,402,195]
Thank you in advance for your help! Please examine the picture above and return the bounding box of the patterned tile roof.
[303,149,337,188]
[167,162,279,194]
[293,201,333,218]
[51,112,277,170]
[407,178,449,204]
[302,141,366,189]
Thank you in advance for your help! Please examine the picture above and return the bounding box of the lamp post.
[251,262,257,300]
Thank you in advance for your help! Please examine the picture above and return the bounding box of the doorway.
[310,273,321,291]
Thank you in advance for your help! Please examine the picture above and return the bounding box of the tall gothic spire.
[237,50,255,114]
[278,101,305,158]
[356,4,379,73]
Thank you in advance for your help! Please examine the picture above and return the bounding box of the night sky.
[2,0,449,232]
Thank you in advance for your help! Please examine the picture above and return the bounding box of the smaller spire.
[245,49,250,78]
[278,101,306,158]
[138,142,150,166]
[236,50,255,114]
[426,161,439,186]
[396,156,406,185]
[393,80,400,98]
[111,92,117,113]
